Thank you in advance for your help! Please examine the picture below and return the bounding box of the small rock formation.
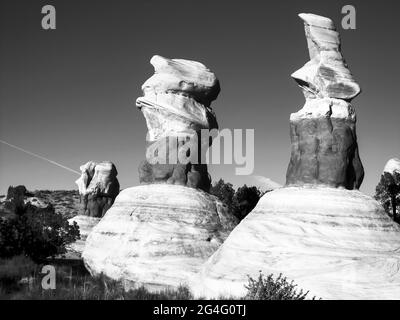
[69,161,119,257]
[287,13,364,189]
[136,55,220,192]
[83,56,238,291]
[193,14,400,300]
[75,161,120,218]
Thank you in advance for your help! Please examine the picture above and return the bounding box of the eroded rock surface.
[194,13,400,300]
[384,158,400,175]
[193,187,400,299]
[75,161,120,218]
[286,13,364,189]
[83,184,237,291]
[136,55,220,192]
[83,56,238,291]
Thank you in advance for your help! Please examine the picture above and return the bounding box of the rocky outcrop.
[286,13,364,189]
[67,215,101,258]
[83,184,236,291]
[136,55,220,192]
[193,187,400,299]
[83,56,238,291]
[194,14,400,300]
[75,161,120,218]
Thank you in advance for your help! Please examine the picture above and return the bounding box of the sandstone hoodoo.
[287,13,364,189]
[136,55,220,192]
[68,161,120,256]
[193,14,400,300]
[82,55,237,291]
[75,161,120,218]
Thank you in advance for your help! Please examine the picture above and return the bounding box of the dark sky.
[0,0,399,195]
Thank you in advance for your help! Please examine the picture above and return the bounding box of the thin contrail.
[0,139,81,175]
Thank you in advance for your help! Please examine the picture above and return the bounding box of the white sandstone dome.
[192,186,400,299]
[82,184,236,291]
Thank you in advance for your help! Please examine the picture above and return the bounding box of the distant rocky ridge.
[0,186,80,220]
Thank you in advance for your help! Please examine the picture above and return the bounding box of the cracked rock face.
[286,13,364,189]
[136,55,220,192]
[75,161,120,218]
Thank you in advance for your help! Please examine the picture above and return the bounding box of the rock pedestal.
[82,55,237,290]
[286,13,363,189]
[193,187,400,299]
[83,184,236,291]
[136,55,220,192]
[193,14,400,299]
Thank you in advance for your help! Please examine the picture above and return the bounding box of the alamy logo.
[341,5,356,30]
[41,265,56,290]
[41,5,56,30]
[146,128,255,175]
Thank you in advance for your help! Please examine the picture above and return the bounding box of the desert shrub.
[233,185,262,220]
[0,255,38,291]
[244,272,312,300]
[0,200,80,261]
[375,172,400,223]
[0,260,194,300]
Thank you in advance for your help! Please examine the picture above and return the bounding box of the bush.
[244,272,313,300]
[0,255,38,291]
[233,185,262,220]
[375,172,400,223]
[0,187,80,261]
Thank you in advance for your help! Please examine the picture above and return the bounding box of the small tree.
[210,179,236,208]
[375,172,400,223]
[210,179,263,221]
[233,185,262,220]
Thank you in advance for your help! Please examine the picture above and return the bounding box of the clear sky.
[0,0,399,196]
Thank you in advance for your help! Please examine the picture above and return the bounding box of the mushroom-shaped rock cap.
[136,55,219,141]
[139,55,220,106]
[292,13,361,101]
